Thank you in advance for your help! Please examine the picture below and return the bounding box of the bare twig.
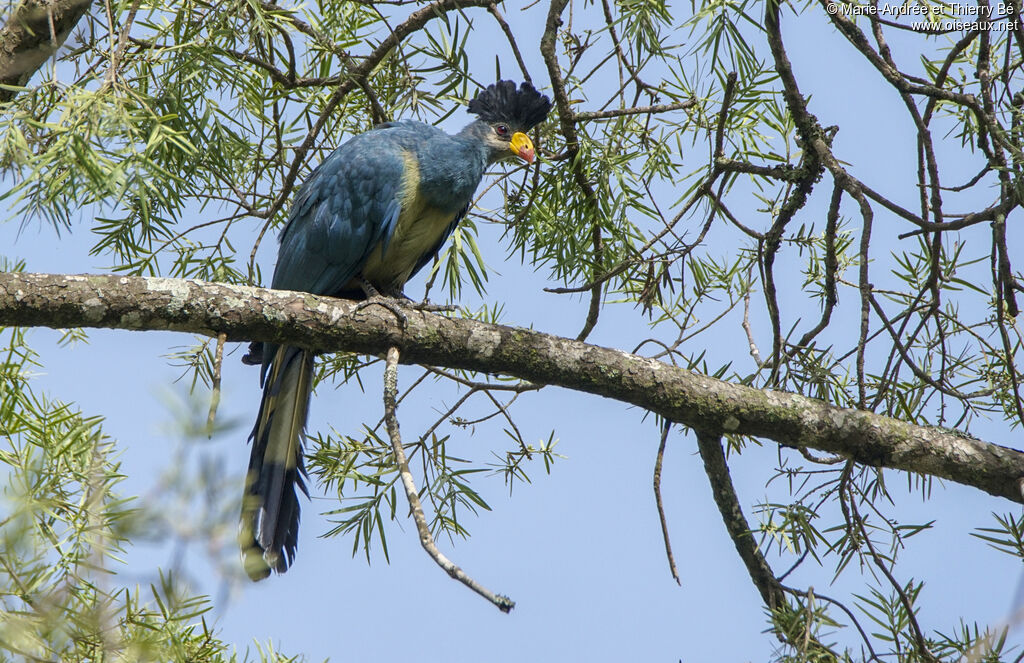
[574,99,696,121]
[488,3,531,82]
[207,332,226,431]
[382,346,515,613]
[696,429,785,610]
[742,266,763,367]
[104,0,142,86]
[841,472,938,662]
[653,421,680,585]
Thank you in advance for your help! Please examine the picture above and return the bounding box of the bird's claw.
[354,295,410,328]
[352,296,457,328]
[354,278,457,324]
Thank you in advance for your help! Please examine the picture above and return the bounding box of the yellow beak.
[509,132,536,163]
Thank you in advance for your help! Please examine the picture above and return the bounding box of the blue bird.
[239,81,551,580]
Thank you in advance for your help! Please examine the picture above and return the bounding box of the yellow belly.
[352,149,459,294]
[360,202,456,292]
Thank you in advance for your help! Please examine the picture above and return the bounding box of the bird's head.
[467,80,552,164]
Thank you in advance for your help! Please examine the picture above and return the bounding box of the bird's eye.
[495,124,510,138]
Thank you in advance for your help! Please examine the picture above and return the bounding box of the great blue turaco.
[239,81,552,580]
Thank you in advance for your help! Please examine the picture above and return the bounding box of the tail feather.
[239,345,314,580]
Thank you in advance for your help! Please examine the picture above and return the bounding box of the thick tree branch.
[1,271,1023,504]
[0,0,93,102]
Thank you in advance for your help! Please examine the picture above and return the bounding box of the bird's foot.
[354,279,457,324]
[357,277,387,300]
[353,278,410,326]
[354,294,410,327]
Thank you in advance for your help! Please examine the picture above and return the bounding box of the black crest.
[467,80,551,131]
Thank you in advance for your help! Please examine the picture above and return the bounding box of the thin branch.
[103,0,142,87]
[541,0,605,342]
[653,421,680,585]
[697,428,844,657]
[792,182,842,352]
[487,3,531,82]
[696,429,785,610]
[714,158,809,184]
[574,99,696,121]
[715,72,737,159]
[742,268,763,367]
[382,346,514,613]
[843,474,938,662]
[206,332,226,431]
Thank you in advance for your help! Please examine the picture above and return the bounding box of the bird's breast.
[359,201,456,292]
[355,149,466,294]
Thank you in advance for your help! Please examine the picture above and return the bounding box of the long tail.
[239,345,314,580]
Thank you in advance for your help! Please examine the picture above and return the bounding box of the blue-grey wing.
[271,136,405,296]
